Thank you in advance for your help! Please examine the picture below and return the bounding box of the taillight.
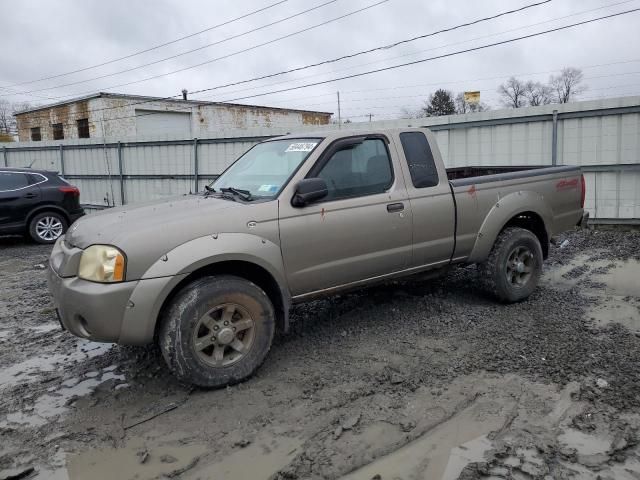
[59,186,80,196]
[580,174,586,209]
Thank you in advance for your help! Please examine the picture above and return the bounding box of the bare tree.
[497,77,527,108]
[455,93,490,114]
[0,99,13,134]
[523,81,553,106]
[549,67,586,103]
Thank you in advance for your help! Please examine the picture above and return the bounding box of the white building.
[15,92,333,142]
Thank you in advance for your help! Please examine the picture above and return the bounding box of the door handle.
[23,193,37,199]
[386,202,404,213]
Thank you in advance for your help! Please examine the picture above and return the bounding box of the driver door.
[278,136,412,298]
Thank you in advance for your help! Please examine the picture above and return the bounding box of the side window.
[399,132,439,188]
[317,139,392,200]
[0,172,29,191]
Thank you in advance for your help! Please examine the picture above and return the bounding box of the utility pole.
[337,91,341,128]
[367,113,374,122]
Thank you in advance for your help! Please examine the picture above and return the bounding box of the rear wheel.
[28,211,68,244]
[481,227,543,303]
[159,275,275,388]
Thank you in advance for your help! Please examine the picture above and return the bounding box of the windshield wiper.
[220,187,253,201]
[203,185,216,197]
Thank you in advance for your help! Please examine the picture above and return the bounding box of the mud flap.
[577,211,590,228]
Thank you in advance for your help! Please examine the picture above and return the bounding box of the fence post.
[193,138,199,193]
[117,141,125,205]
[59,144,65,175]
[551,109,558,166]
[2,146,7,167]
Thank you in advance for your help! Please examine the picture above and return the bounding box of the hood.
[65,194,280,280]
[67,195,244,250]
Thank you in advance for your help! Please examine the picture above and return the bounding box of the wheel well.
[26,206,70,228]
[155,260,288,340]
[502,211,549,258]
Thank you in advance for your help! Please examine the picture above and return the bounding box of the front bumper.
[47,236,187,345]
[47,264,137,343]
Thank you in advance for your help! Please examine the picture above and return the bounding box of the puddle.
[187,435,301,479]
[65,440,208,480]
[0,341,112,390]
[1,371,125,427]
[545,256,640,329]
[343,399,512,480]
[558,428,611,456]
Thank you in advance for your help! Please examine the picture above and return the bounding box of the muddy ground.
[1,228,640,480]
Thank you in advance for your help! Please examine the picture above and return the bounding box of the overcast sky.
[2,0,639,121]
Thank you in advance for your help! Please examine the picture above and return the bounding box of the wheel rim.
[192,303,256,367]
[36,216,63,241]
[506,246,535,287]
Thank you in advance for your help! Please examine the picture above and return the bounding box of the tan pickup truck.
[47,128,586,387]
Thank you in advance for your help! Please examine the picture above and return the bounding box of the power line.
[0,0,288,90]
[13,7,640,132]
[95,0,552,100]
[1,0,389,98]
[7,0,559,124]
[205,7,640,104]
[195,0,638,103]
[0,0,341,96]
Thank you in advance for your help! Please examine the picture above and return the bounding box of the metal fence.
[3,96,640,223]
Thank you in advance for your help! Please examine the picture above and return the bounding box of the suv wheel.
[481,227,543,303]
[29,211,68,244]
[159,275,275,388]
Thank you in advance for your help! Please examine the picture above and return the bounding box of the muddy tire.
[159,275,275,388]
[481,227,543,303]
[28,211,68,244]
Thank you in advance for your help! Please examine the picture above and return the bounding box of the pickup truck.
[47,128,587,387]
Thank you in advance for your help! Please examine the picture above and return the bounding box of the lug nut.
[213,325,219,330]
[224,321,229,326]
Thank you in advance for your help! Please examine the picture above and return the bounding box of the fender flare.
[120,233,291,344]
[467,190,553,263]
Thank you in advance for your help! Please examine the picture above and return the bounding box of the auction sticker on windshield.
[285,142,317,152]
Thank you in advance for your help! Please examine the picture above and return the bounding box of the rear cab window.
[399,132,439,188]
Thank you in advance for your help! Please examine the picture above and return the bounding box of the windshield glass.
[211,138,321,199]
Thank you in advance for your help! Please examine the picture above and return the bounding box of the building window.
[31,127,42,141]
[52,123,64,140]
[77,118,90,138]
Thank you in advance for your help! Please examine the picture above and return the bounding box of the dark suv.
[0,168,84,244]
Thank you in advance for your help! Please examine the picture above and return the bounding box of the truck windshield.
[211,138,320,199]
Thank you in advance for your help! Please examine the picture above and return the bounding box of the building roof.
[14,92,333,117]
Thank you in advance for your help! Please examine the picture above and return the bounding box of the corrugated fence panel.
[124,178,193,204]
[7,148,60,171]
[124,143,193,175]
[64,146,118,175]
[71,178,122,208]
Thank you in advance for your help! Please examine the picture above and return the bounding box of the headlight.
[78,245,126,283]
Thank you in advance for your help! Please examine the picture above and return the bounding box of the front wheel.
[481,227,543,303]
[159,275,275,388]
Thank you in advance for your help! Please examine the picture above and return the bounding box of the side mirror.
[292,178,328,207]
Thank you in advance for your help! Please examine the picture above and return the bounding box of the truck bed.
[447,165,578,186]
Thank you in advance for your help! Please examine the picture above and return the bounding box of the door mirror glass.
[292,178,328,207]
